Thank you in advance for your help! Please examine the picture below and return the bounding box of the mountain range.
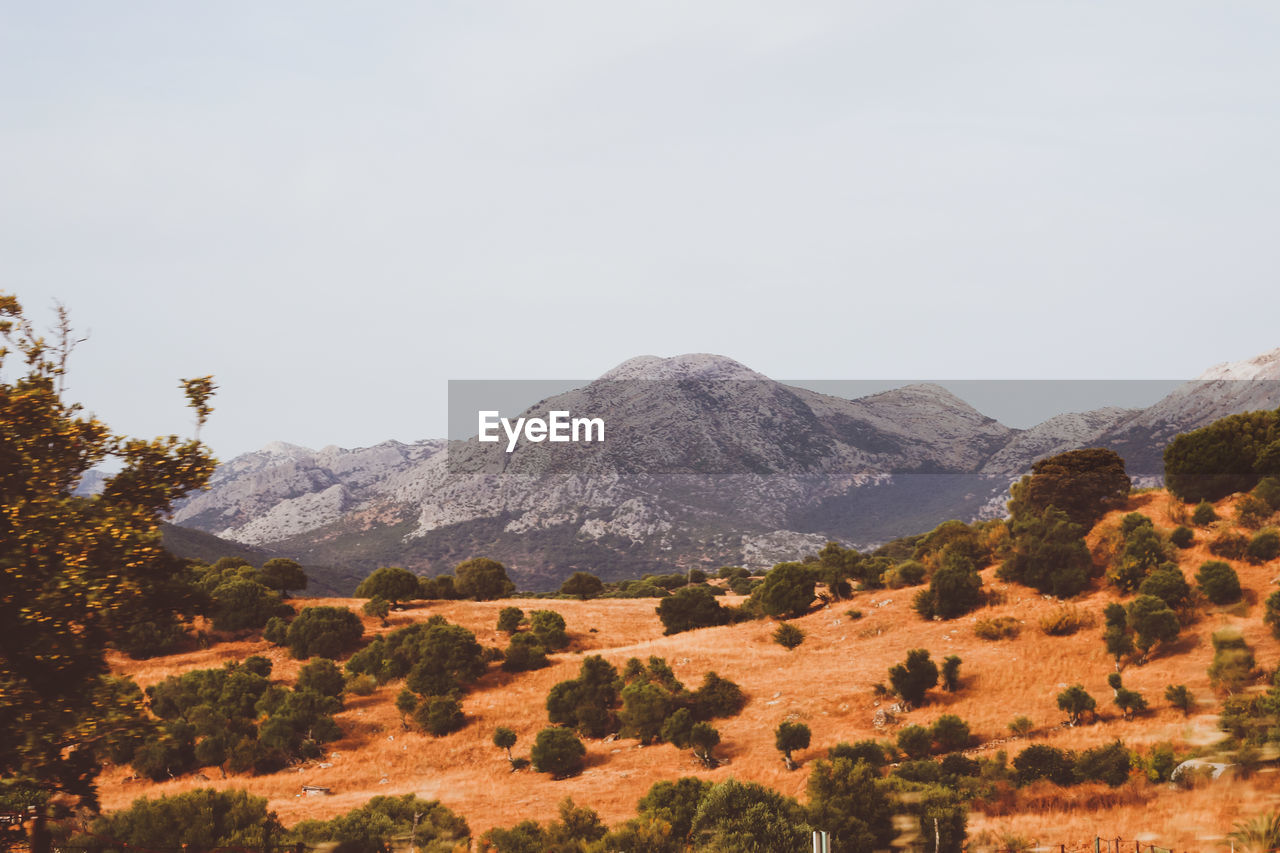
[168,349,1280,592]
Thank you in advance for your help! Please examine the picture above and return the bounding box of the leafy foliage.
[1138,565,1192,609]
[1008,448,1130,527]
[355,566,422,604]
[91,788,283,853]
[750,561,817,619]
[497,606,524,633]
[1056,684,1096,726]
[1197,560,1243,604]
[346,617,485,696]
[0,294,218,802]
[1164,409,1280,502]
[773,623,805,649]
[559,571,605,599]
[454,557,516,600]
[135,658,342,779]
[531,727,586,778]
[775,721,811,769]
[289,793,469,853]
[281,606,364,659]
[690,778,809,852]
[889,648,940,708]
[999,507,1092,597]
[656,585,732,635]
[1248,529,1280,564]
[805,757,896,852]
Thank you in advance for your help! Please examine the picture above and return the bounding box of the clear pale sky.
[3,3,1278,460]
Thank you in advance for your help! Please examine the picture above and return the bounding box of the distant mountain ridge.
[169,349,1280,592]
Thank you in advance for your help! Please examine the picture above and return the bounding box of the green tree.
[750,561,817,619]
[689,722,720,768]
[493,727,518,769]
[776,721,811,770]
[690,778,808,853]
[1056,684,1096,726]
[454,557,516,600]
[205,575,291,632]
[296,658,346,699]
[559,571,604,599]
[414,696,465,736]
[1075,741,1132,787]
[1248,529,1280,564]
[1013,744,1076,786]
[930,714,971,752]
[284,606,364,659]
[656,585,731,635]
[355,566,421,605]
[633,779,706,842]
[256,558,308,596]
[897,725,932,760]
[289,793,469,853]
[92,789,283,853]
[940,655,962,692]
[1164,409,1280,502]
[528,609,569,650]
[805,757,895,853]
[362,596,390,623]
[1138,565,1192,609]
[1103,602,1133,667]
[546,655,621,738]
[620,681,672,745]
[1008,448,1130,527]
[923,551,984,620]
[889,649,939,708]
[1127,595,1180,662]
[497,606,524,634]
[531,727,586,778]
[999,507,1092,597]
[501,633,548,673]
[0,294,217,805]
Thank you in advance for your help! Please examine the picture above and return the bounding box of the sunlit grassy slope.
[103,490,1280,848]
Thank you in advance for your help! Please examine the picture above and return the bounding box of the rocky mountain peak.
[599,353,766,382]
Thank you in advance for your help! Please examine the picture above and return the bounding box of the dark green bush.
[91,789,282,852]
[656,585,732,635]
[1197,560,1243,604]
[531,727,586,778]
[1247,529,1280,564]
[1013,744,1076,786]
[354,567,421,605]
[749,562,817,619]
[283,606,364,660]
[773,623,805,650]
[1192,501,1219,526]
[1171,526,1194,549]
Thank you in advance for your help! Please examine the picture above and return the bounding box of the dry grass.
[98,490,1280,843]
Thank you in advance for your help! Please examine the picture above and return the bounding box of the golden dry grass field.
[99,490,1280,848]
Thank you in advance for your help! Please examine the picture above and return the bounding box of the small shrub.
[1038,606,1092,636]
[531,727,586,778]
[1170,526,1194,549]
[1075,741,1131,787]
[1265,590,1280,638]
[845,609,863,621]
[1197,560,1243,604]
[1192,501,1219,526]
[941,655,962,692]
[362,596,390,622]
[415,696,465,736]
[974,616,1020,640]
[1255,477,1280,513]
[1013,744,1076,786]
[1236,494,1272,530]
[1209,629,1255,692]
[1209,531,1250,561]
[930,714,971,752]
[1165,684,1194,715]
[1057,684,1096,726]
[897,725,933,760]
[496,607,524,634]
[1138,565,1192,610]
[886,560,927,588]
[345,673,377,696]
[1247,529,1280,564]
[1008,716,1033,738]
[772,623,805,650]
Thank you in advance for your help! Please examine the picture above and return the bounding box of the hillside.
[102,489,1280,848]
[169,349,1280,592]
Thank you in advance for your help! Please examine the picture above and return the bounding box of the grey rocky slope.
[171,349,1280,591]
